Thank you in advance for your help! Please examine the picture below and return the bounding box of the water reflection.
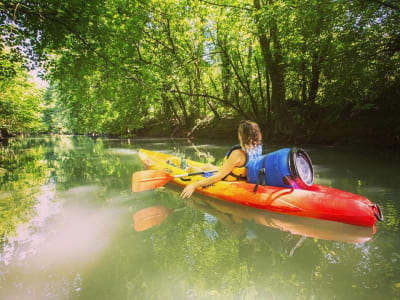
[134,194,376,244]
[0,137,51,237]
[0,135,399,299]
[0,184,124,300]
[133,206,172,231]
[106,148,138,156]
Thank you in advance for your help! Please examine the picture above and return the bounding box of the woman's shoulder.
[231,147,245,155]
[229,148,246,164]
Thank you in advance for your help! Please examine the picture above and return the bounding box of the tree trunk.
[0,128,9,140]
[255,56,267,123]
[206,98,220,118]
[301,60,307,102]
[308,53,322,104]
[172,83,190,128]
[253,0,287,136]
[269,18,286,126]
[218,33,232,104]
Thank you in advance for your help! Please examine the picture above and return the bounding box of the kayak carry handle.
[371,204,384,222]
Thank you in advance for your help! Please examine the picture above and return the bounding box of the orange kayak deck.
[137,149,379,227]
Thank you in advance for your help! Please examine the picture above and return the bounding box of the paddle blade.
[133,206,171,231]
[132,170,173,192]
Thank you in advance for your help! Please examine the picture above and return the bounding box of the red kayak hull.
[138,149,380,227]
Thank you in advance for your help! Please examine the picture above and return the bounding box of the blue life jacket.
[222,144,262,181]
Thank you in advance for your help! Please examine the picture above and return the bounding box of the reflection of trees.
[49,136,143,192]
[78,170,398,299]
[0,137,50,237]
[90,187,399,299]
[1,137,399,299]
[0,135,143,238]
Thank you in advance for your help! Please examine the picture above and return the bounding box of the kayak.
[136,149,383,227]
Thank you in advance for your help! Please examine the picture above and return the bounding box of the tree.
[0,48,45,136]
[1,0,398,141]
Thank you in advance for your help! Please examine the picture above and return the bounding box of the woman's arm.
[180,150,243,199]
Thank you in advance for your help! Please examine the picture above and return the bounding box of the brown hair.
[238,120,262,150]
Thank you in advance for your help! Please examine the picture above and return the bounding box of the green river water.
[0,135,399,300]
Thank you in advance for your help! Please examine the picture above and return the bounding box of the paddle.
[132,169,218,192]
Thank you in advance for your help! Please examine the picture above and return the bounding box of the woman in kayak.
[180,120,262,199]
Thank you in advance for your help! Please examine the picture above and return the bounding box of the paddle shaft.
[132,169,219,192]
[173,170,218,178]
[137,170,218,183]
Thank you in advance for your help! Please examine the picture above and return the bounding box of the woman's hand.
[179,151,244,199]
[180,183,197,199]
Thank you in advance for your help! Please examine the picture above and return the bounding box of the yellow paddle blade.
[132,170,173,192]
[133,206,171,231]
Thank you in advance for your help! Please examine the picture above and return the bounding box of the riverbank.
[136,108,400,148]
[3,103,398,148]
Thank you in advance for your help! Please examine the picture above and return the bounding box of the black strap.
[179,177,192,182]
[225,144,242,158]
[253,156,267,193]
[222,171,246,181]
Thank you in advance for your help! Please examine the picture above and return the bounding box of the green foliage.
[1,0,399,140]
[0,48,46,134]
[42,85,69,133]
[0,46,24,80]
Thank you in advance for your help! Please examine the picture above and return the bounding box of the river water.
[0,135,399,299]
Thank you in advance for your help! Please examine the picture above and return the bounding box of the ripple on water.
[106,148,138,156]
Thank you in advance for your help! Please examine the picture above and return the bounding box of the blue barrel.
[265,148,293,187]
[246,148,314,189]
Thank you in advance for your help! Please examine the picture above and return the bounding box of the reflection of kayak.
[137,149,381,227]
[132,194,376,243]
[187,195,376,244]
